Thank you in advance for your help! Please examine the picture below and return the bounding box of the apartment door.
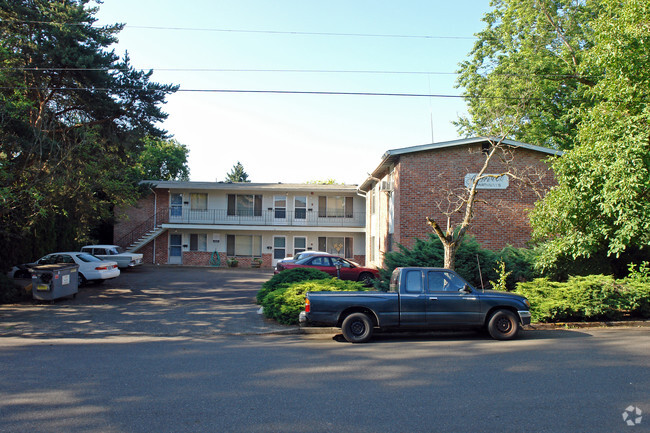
[169,234,182,264]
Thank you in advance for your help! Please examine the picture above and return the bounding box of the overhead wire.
[3,20,476,40]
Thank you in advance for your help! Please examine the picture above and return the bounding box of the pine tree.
[225,162,251,183]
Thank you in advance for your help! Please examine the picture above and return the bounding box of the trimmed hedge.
[516,275,650,322]
[256,268,331,304]
[260,278,368,325]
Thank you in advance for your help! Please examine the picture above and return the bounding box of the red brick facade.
[363,139,559,266]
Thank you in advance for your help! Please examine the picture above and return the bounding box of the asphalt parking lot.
[0,265,293,338]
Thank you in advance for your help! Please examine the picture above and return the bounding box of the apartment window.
[189,233,207,251]
[294,196,307,219]
[226,235,262,257]
[318,196,354,218]
[170,193,183,217]
[274,196,286,219]
[227,194,262,217]
[294,237,306,255]
[190,193,207,211]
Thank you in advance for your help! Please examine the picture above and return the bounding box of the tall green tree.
[455,0,598,150]
[136,136,190,181]
[530,0,650,269]
[0,0,178,269]
[225,161,250,183]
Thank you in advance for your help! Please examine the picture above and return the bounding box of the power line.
[0,66,599,80]
[0,86,539,100]
[4,20,476,40]
[1,67,458,75]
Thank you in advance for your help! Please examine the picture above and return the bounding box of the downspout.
[151,187,157,264]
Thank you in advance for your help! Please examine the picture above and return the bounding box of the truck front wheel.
[341,313,373,343]
[487,309,520,340]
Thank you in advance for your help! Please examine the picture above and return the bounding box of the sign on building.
[464,173,509,190]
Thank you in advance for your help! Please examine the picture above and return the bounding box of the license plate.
[37,284,49,291]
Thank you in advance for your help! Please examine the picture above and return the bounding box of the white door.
[169,234,182,264]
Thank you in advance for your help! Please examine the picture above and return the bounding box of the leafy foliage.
[136,136,190,181]
[516,275,650,322]
[455,0,597,150]
[260,278,367,325]
[531,0,650,269]
[256,267,331,304]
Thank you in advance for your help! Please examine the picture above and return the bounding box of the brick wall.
[113,192,155,246]
[393,144,556,251]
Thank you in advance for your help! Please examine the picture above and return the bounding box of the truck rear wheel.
[341,312,373,343]
[487,309,520,340]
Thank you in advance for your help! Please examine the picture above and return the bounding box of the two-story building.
[358,137,562,268]
[114,181,366,267]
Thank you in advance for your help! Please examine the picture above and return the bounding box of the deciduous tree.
[531,0,650,269]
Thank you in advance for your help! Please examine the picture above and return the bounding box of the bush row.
[515,274,650,322]
[380,234,538,291]
[258,269,368,325]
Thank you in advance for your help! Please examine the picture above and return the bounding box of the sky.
[94,1,491,185]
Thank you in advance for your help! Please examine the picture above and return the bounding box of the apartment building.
[114,181,366,267]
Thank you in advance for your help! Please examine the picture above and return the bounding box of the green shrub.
[0,274,31,304]
[261,278,367,325]
[379,234,539,291]
[256,267,331,304]
[515,275,650,322]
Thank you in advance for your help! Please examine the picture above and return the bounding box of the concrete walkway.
[0,265,299,338]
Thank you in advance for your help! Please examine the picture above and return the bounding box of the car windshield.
[76,253,101,262]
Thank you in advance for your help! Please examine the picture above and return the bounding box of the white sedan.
[26,252,120,285]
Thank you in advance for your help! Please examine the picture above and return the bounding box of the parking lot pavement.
[0,265,299,338]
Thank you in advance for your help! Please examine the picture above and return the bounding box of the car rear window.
[77,253,101,262]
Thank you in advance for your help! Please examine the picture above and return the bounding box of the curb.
[297,320,650,336]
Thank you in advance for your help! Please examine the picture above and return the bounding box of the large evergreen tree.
[0,0,178,269]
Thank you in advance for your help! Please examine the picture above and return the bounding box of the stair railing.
[115,207,169,249]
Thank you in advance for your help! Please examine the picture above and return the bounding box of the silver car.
[81,245,143,269]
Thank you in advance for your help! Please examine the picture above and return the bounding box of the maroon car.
[275,254,379,285]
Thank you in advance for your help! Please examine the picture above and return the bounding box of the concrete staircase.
[127,227,165,252]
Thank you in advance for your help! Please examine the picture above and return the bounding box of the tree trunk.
[443,241,457,270]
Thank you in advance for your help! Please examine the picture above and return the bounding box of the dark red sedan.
[275,254,379,285]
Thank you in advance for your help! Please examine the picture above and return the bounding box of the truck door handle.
[429,297,438,300]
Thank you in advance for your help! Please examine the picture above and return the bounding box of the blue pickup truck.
[299,267,532,343]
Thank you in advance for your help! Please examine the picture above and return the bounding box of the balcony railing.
[166,208,365,227]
